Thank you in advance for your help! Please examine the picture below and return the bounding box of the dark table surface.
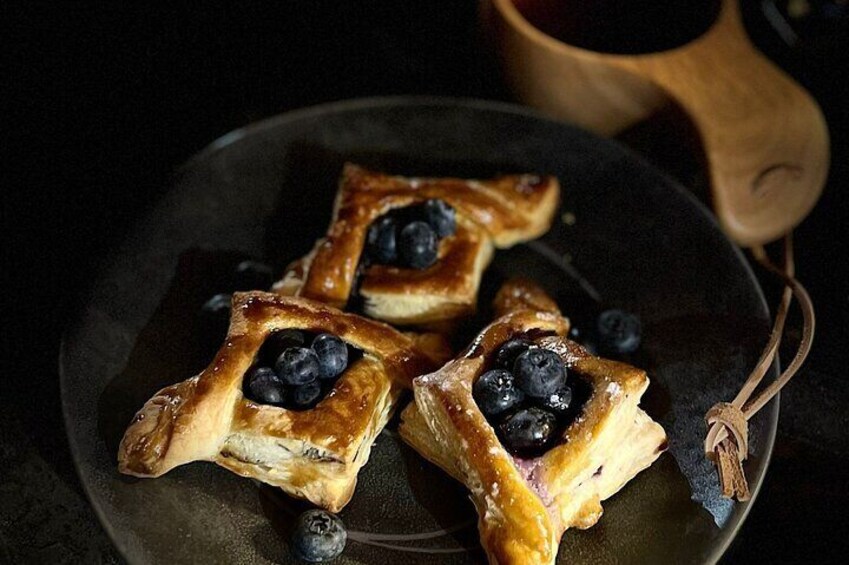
[3,2,847,563]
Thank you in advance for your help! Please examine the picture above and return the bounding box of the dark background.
[2,1,847,562]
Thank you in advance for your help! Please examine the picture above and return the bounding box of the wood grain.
[487,0,829,245]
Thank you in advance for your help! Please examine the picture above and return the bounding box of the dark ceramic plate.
[61,98,777,564]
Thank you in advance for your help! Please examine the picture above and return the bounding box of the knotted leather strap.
[704,233,815,501]
[705,402,750,500]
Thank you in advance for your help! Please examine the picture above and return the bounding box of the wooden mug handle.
[617,0,828,246]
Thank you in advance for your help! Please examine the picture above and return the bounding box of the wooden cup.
[484,0,829,246]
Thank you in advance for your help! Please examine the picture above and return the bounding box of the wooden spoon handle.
[621,0,828,246]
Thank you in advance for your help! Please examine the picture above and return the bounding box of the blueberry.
[245,366,286,405]
[596,309,641,355]
[473,369,525,418]
[258,329,306,365]
[494,338,533,369]
[290,509,347,562]
[311,333,348,380]
[498,407,557,455]
[397,221,438,269]
[366,216,398,264]
[291,379,322,408]
[423,199,456,238]
[275,347,321,386]
[233,260,274,291]
[513,348,567,398]
[535,385,573,417]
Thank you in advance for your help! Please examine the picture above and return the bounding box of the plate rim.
[59,95,779,565]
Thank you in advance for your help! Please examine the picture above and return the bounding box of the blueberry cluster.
[243,329,360,410]
[364,199,456,270]
[473,337,582,457]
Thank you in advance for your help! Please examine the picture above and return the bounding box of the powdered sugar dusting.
[483,497,502,522]
[538,336,580,366]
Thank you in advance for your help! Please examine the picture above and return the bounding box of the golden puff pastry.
[273,163,560,325]
[400,281,666,564]
[118,292,451,512]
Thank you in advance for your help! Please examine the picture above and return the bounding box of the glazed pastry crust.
[401,310,569,564]
[492,276,562,318]
[118,292,451,512]
[274,164,560,324]
[399,285,666,564]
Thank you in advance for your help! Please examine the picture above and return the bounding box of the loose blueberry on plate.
[397,221,438,269]
[423,199,456,238]
[513,348,567,398]
[596,309,641,355]
[245,366,286,405]
[290,509,347,563]
[473,369,525,418]
[494,338,533,369]
[535,385,573,417]
[311,333,348,380]
[232,260,274,291]
[276,347,321,386]
[366,216,398,264]
[499,407,557,455]
[292,379,322,408]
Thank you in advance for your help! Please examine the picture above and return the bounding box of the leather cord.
[704,232,815,501]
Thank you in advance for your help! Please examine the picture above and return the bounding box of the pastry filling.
[242,329,362,410]
[473,336,589,457]
[362,199,457,271]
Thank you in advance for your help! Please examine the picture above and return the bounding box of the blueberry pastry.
[118,292,451,512]
[274,163,560,325]
[399,280,666,564]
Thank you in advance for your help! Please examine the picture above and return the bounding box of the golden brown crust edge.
[409,311,568,565]
[492,277,562,318]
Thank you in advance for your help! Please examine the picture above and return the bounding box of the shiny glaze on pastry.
[399,282,666,564]
[274,164,560,324]
[118,292,451,512]
[492,276,562,318]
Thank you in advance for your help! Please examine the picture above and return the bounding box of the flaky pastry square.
[119,292,450,511]
[274,163,560,325]
[400,296,666,563]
